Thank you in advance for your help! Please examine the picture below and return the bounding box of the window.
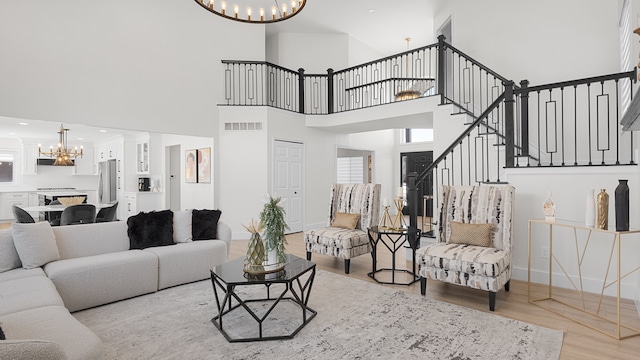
[404,129,433,143]
[0,152,16,184]
[336,157,364,183]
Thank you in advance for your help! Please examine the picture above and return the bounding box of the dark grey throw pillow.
[192,209,222,240]
[127,210,175,249]
[0,324,5,340]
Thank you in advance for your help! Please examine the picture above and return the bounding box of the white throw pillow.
[0,228,21,272]
[173,210,193,243]
[12,222,60,269]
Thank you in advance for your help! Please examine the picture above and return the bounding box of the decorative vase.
[585,189,596,227]
[596,189,609,230]
[542,191,556,223]
[615,180,630,231]
[243,232,265,273]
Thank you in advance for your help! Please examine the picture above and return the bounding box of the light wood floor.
[227,232,640,360]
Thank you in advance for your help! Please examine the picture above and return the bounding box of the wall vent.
[224,122,263,131]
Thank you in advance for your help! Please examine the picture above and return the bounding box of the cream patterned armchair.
[417,184,515,311]
[304,183,381,274]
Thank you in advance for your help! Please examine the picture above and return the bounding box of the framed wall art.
[197,147,211,183]
[185,149,197,183]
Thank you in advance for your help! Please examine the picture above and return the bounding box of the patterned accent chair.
[416,185,515,311]
[304,183,381,274]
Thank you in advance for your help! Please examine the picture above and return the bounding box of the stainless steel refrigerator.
[98,159,117,203]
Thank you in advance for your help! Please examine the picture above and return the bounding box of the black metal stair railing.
[221,42,441,115]
[515,70,636,167]
[222,61,302,112]
[331,44,438,113]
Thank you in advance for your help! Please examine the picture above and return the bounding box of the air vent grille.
[224,122,263,131]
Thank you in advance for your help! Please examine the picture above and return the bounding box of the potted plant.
[260,194,289,267]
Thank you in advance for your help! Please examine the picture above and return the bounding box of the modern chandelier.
[194,0,306,24]
[38,124,84,166]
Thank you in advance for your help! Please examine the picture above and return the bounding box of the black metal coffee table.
[210,254,316,342]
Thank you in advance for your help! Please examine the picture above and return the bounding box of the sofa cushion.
[53,221,129,259]
[417,242,510,277]
[144,240,228,289]
[418,262,512,292]
[0,339,67,360]
[192,209,221,240]
[304,227,369,250]
[173,210,193,243]
[44,250,158,312]
[0,305,102,360]
[449,221,492,247]
[127,210,175,250]
[0,267,46,283]
[0,276,65,316]
[12,222,60,269]
[0,228,21,272]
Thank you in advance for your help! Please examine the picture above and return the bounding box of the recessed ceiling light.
[77,137,84,140]
[18,122,28,126]
[9,132,16,135]
[368,9,374,13]
[100,130,107,133]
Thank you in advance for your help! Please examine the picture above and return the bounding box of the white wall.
[0,1,265,137]
[266,108,348,230]
[437,0,620,84]
[267,32,349,73]
[162,134,215,211]
[507,166,640,299]
[346,130,397,207]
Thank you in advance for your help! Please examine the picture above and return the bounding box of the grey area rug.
[73,270,563,359]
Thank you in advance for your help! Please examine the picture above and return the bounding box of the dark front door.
[401,151,433,216]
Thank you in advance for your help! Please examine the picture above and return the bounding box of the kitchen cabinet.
[96,139,122,162]
[0,192,29,221]
[136,140,149,174]
[123,192,162,220]
[73,147,96,175]
[124,192,137,219]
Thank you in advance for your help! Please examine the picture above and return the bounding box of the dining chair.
[96,201,118,222]
[48,200,63,224]
[60,204,97,225]
[12,205,36,223]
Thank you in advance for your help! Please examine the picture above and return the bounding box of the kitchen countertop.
[36,191,89,197]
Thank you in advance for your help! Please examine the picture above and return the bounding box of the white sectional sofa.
[0,214,231,359]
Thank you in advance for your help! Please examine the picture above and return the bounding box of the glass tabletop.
[369,225,420,235]
[212,254,315,285]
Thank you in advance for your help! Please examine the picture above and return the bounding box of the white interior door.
[167,145,181,211]
[274,140,304,233]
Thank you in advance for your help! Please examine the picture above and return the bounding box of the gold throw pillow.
[449,221,492,247]
[332,212,360,230]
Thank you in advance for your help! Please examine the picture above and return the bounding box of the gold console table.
[528,219,640,339]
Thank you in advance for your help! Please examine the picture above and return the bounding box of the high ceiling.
[266,0,441,55]
[0,0,442,142]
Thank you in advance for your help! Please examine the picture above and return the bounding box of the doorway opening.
[166,145,181,211]
[400,151,433,235]
[336,147,374,184]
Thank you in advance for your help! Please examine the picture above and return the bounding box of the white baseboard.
[303,222,326,231]
[512,266,636,300]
